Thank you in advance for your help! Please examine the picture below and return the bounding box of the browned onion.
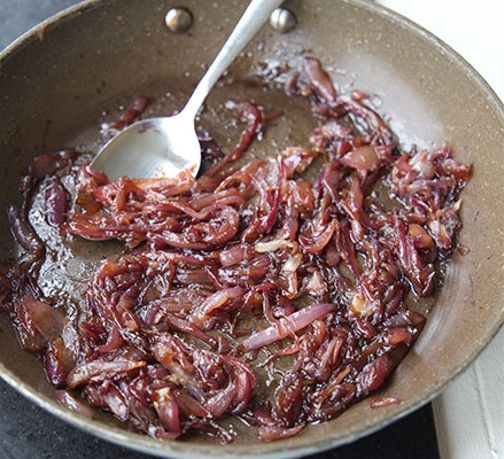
[67,359,146,388]
[240,303,335,351]
[55,390,95,418]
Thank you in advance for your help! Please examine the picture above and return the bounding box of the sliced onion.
[258,424,305,442]
[205,384,237,417]
[370,397,401,409]
[299,219,337,254]
[96,326,124,354]
[281,147,319,177]
[44,177,69,226]
[21,296,68,342]
[96,382,129,421]
[339,145,379,171]
[219,244,251,266]
[410,151,435,178]
[6,204,45,257]
[55,390,94,418]
[28,149,76,179]
[281,253,303,273]
[154,388,182,434]
[408,223,433,249]
[255,239,297,253]
[305,270,328,296]
[195,287,245,321]
[303,56,337,103]
[165,314,217,347]
[240,302,335,351]
[173,389,209,418]
[67,358,145,388]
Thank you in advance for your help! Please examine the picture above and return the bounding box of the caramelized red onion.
[258,424,305,442]
[21,296,68,342]
[101,96,150,135]
[55,390,95,418]
[44,176,70,226]
[240,303,335,351]
[1,56,470,443]
[6,204,45,258]
[369,397,401,409]
[67,359,146,388]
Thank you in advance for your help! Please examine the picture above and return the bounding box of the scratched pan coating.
[0,1,503,458]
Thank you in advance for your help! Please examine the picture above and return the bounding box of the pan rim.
[0,0,503,457]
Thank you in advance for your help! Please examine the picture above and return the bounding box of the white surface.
[378,1,504,458]
[379,0,504,98]
[432,336,504,459]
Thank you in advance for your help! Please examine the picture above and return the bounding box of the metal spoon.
[92,0,284,181]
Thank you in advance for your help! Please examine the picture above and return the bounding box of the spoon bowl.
[91,114,201,180]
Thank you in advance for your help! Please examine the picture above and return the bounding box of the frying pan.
[0,0,503,457]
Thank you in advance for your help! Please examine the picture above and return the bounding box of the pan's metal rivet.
[269,7,297,33]
[165,7,193,33]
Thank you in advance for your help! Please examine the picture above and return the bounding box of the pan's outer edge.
[0,0,503,458]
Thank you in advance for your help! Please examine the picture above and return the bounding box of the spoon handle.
[182,0,284,120]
